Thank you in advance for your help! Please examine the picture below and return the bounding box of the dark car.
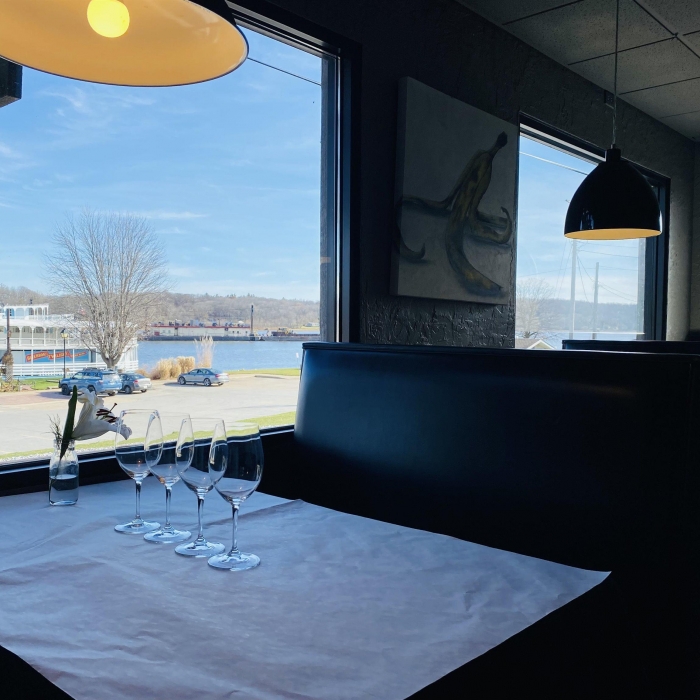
[177,368,229,386]
[59,369,122,396]
[120,373,151,394]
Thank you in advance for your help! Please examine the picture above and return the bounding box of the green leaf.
[60,386,78,459]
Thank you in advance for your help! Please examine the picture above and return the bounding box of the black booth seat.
[292,342,700,699]
[563,339,700,354]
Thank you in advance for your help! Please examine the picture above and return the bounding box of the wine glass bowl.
[174,418,227,557]
[208,422,263,571]
[114,409,162,534]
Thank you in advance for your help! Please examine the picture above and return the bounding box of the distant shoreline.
[140,336,320,342]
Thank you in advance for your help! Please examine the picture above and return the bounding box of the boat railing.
[1,360,140,378]
[5,336,85,348]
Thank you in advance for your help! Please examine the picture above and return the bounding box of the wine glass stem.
[196,495,205,543]
[134,480,143,524]
[229,503,240,556]
[164,485,172,530]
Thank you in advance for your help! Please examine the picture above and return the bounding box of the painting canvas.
[391,78,517,305]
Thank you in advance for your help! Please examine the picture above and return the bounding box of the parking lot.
[0,373,300,459]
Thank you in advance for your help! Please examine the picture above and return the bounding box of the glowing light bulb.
[87,0,130,38]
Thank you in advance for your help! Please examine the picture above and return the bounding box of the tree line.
[1,210,319,369]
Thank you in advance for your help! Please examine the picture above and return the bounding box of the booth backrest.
[294,343,700,572]
[563,339,700,354]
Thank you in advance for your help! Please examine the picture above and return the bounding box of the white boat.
[0,303,139,377]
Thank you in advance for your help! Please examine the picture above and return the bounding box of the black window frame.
[519,114,669,340]
[0,0,361,494]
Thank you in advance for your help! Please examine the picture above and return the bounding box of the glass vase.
[49,439,79,506]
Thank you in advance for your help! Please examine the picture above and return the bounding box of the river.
[137,341,305,371]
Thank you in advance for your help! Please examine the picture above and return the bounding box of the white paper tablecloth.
[0,478,608,700]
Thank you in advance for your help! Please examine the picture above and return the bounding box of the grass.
[255,411,296,428]
[0,377,61,392]
[228,368,300,377]
[0,411,297,462]
[21,377,62,390]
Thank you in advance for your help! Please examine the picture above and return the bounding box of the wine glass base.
[208,551,260,571]
[175,540,225,557]
[115,520,160,534]
[144,528,191,544]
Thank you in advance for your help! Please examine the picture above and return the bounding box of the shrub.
[176,356,195,375]
[194,335,214,368]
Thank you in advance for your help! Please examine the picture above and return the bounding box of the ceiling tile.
[659,110,700,139]
[683,31,700,54]
[571,38,700,94]
[506,0,670,65]
[455,1,580,27]
[642,0,700,35]
[621,77,700,118]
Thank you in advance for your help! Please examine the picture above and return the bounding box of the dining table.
[0,477,609,699]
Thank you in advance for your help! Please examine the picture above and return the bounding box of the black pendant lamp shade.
[564,147,661,240]
[0,0,248,87]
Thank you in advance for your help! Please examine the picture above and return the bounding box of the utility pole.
[569,240,577,340]
[592,262,600,340]
[250,304,254,339]
[1,307,13,381]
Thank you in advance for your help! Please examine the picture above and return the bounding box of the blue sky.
[0,29,322,300]
[0,34,644,310]
[517,137,644,307]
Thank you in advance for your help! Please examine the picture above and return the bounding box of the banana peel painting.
[391,78,516,305]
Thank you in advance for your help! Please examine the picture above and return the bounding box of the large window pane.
[0,29,329,464]
[516,135,646,350]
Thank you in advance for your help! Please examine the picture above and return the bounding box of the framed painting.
[391,78,517,305]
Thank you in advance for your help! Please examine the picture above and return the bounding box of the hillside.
[0,285,319,330]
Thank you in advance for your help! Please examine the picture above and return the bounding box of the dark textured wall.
[692,142,700,334]
[266,0,695,343]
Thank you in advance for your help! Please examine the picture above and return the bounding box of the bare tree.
[46,210,169,369]
[516,278,554,339]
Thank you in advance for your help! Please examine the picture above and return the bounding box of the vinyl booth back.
[294,343,700,573]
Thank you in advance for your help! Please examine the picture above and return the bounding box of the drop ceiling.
[457,0,700,140]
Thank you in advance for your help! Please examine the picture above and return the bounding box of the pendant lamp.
[0,0,248,87]
[564,0,661,240]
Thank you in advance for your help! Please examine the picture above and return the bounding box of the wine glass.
[173,418,227,557]
[208,422,264,571]
[114,409,162,534]
[144,413,192,544]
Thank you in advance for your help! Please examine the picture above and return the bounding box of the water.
[49,473,79,505]
[137,341,305,371]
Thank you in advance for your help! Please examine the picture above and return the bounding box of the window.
[0,7,357,470]
[515,121,668,349]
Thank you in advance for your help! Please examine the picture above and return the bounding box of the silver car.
[177,368,229,386]
[120,373,152,394]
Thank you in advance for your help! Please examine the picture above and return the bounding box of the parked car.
[120,373,151,394]
[59,369,122,396]
[177,368,229,386]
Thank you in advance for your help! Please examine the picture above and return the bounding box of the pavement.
[0,374,300,458]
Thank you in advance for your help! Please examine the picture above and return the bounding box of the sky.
[0,29,322,301]
[517,136,645,308]
[0,34,645,310]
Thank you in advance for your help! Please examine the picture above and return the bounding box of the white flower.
[71,389,131,441]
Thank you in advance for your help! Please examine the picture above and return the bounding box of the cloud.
[0,142,23,159]
[138,210,208,220]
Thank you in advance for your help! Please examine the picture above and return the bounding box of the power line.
[577,258,590,303]
[519,151,590,175]
[577,249,638,259]
[247,57,321,86]
[517,268,567,278]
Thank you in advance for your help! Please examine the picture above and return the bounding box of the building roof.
[514,337,554,350]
